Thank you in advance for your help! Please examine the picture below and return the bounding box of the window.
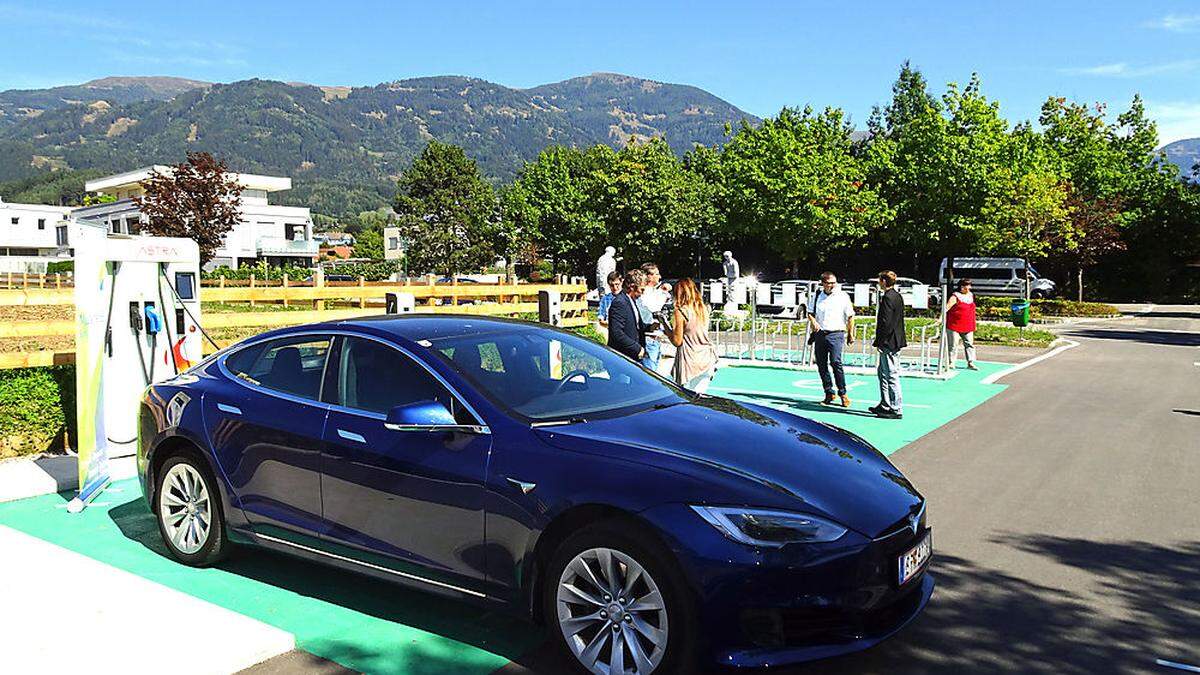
[335,336,472,422]
[10,217,17,225]
[56,226,68,246]
[125,218,140,235]
[37,219,45,230]
[430,328,686,423]
[225,335,332,400]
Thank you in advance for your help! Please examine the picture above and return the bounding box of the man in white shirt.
[807,271,855,407]
[637,262,671,372]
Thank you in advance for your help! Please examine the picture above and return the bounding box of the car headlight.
[690,506,848,547]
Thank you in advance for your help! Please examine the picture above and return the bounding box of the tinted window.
[226,335,331,400]
[430,327,687,423]
[337,337,472,421]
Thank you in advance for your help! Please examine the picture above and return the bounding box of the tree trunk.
[1077,267,1083,303]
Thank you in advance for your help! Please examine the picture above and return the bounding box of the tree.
[1049,194,1125,301]
[719,106,889,268]
[513,145,610,274]
[393,141,497,276]
[134,152,243,265]
[591,138,719,271]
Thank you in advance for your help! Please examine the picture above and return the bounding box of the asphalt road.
[247,306,1200,675]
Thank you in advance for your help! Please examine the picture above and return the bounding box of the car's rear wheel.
[154,454,229,566]
[544,523,697,675]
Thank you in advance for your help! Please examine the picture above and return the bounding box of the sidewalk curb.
[0,453,137,503]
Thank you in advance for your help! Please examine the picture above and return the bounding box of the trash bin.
[1011,300,1031,327]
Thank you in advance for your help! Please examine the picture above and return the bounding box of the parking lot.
[1,307,1197,674]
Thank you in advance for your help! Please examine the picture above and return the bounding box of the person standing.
[944,278,978,370]
[808,272,855,407]
[595,246,617,296]
[638,263,671,372]
[595,271,622,342]
[870,271,907,419]
[607,269,647,362]
[670,278,718,393]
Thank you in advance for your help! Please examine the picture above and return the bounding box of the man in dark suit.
[607,269,647,361]
[871,270,908,419]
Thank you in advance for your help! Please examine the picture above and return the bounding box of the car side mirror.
[384,400,489,435]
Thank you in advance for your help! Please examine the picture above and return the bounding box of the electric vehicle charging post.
[69,224,203,513]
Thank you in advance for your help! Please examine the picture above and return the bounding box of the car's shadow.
[722,390,881,418]
[107,499,543,673]
[111,500,1200,674]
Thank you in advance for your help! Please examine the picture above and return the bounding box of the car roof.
[331,313,547,342]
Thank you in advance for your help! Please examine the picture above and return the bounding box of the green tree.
[134,152,243,265]
[719,106,889,268]
[393,141,497,276]
[591,138,719,271]
[513,145,610,274]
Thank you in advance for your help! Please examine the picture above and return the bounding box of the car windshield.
[427,326,689,423]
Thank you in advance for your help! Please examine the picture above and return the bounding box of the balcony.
[256,236,319,256]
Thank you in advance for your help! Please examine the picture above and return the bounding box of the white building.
[76,167,317,270]
[0,199,73,273]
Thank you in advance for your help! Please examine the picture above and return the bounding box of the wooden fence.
[0,279,589,370]
[0,272,72,289]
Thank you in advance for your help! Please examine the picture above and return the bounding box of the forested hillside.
[0,73,755,215]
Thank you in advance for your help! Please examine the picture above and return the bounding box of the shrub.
[46,261,74,274]
[975,297,1119,319]
[0,366,75,458]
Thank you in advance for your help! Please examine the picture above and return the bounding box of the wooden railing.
[0,272,72,289]
[0,279,589,370]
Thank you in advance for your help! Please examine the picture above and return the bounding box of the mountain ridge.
[0,73,756,215]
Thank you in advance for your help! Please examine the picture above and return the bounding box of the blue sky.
[3,1,1199,144]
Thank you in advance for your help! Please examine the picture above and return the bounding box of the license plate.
[897,531,932,586]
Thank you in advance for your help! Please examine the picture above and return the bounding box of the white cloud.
[1061,60,1200,78]
[1146,101,1200,145]
[1143,13,1200,32]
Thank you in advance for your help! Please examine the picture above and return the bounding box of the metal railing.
[708,310,948,377]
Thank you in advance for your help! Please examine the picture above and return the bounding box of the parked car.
[138,315,933,673]
[938,258,1057,298]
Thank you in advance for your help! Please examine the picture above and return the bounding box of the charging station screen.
[175,272,196,300]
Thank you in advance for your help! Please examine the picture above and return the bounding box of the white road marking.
[981,339,1079,385]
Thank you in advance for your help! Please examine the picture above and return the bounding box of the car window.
[227,335,331,400]
[338,336,474,423]
[430,328,687,423]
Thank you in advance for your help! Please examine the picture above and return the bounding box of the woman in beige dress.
[670,278,718,393]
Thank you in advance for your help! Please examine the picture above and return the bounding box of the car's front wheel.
[154,454,229,566]
[545,523,697,675]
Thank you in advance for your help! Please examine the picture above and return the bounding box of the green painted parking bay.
[0,362,1008,673]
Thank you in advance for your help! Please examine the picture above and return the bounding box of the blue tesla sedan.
[137,315,932,674]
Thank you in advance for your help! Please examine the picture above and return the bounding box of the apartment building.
[76,167,317,270]
[0,199,73,273]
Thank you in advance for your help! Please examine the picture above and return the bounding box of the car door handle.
[216,403,242,416]
[337,429,367,444]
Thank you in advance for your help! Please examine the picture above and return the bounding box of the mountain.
[0,73,756,215]
[1162,138,1199,179]
[0,76,210,123]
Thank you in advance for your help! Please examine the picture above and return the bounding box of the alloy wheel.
[158,463,211,555]
[556,547,669,675]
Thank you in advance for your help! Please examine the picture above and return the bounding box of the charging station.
[70,223,203,512]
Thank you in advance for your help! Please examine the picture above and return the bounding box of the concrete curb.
[0,453,137,503]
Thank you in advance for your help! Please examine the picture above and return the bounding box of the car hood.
[538,397,923,538]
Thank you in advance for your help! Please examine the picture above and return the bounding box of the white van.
[938,258,1057,298]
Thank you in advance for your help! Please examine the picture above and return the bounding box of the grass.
[201,302,310,313]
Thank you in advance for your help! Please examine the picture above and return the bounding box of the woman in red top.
[944,278,977,370]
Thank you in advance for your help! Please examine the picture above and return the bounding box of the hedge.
[976,297,1120,320]
[203,260,400,282]
[0,366,75,459]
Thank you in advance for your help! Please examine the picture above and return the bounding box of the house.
[0,198,73,273]
[75,167,317,271]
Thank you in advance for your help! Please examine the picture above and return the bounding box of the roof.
[86,167,292,193]
[336,314,545,342]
